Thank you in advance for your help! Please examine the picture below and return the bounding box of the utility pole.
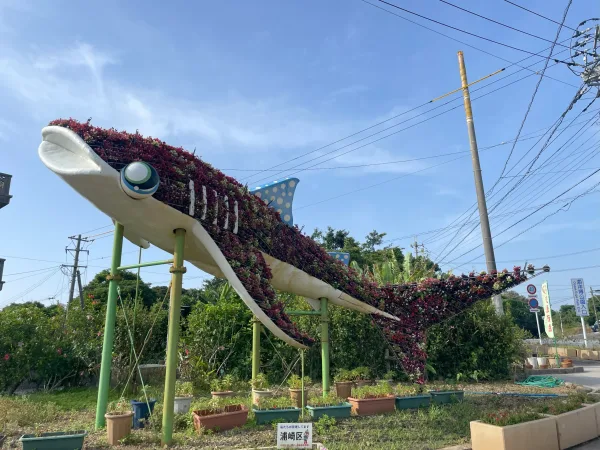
[590,287,599,324]
[457,50,503,315]
[66,235,89,309]
[411,237,424,258]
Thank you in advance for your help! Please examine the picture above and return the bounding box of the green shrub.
[287,374,311,389]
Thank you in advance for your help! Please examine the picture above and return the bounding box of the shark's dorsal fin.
[249,177,299,226]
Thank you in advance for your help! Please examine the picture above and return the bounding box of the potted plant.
[348,382,395,416]
[19,431,88,450]
[105,397,133,445]
[429,384,464,404]
[334,369,354,399]
[251,373,272,405]
[174,380,194,414]
[130,397,157,429]
[537,355,549,369]
[382,370,396,382]
[395,384,431,410]
[352,366,372,387]
[287,374,311,408]
[306,393,351,420]
[252,396,301,425]
[192,396,249,433]
[211,374,237,399]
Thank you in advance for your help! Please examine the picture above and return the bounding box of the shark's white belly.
[38,126,398,348]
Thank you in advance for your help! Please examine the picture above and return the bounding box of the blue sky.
[0,0,598,312]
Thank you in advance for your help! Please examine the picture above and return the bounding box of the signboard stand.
[581,316,588,349]
[571,278,589,348]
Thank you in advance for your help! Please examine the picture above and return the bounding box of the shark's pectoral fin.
[191,221,310,349]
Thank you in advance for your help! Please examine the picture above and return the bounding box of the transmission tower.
[570,19,600,88]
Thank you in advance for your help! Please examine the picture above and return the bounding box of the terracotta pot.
[525,364,533,369]
[252,389,272,406]
[539,364,549,369]
[289,388,308,408]
[561,362,573,368]
[335,381,353,399]
[348,395,395,416]
[192,405,248,432]
[105,412,133,445]
[211,390,235,400]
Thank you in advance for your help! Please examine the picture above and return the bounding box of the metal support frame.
[320,297,330,396]
[252,317,261,381]
[162,229,186,446]
[95,222,125,429]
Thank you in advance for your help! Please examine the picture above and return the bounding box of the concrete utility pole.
[590,287,599,324]
[457,51,503,315]
[411,237,424,258]
[66,235,89,309]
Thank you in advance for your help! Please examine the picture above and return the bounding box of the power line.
[3,266,61,277]
[503,0,577,32]
[372,0,576,63]
[439,0,574,50]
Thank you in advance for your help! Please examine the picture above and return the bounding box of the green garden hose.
[515,376,565,388]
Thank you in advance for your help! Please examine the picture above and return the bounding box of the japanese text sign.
[541,281,554,338]
[277,423,312,448]
[571,278,589,317]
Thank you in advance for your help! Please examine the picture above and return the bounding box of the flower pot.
[527,357,539,368]
[289,388,308,408]
[105,412,133,446]
[306,402,352,420]
[335,381,353,399]
[348,395,396,416]
[130,399,156,429]
[548,358,560,368]
[429,390,464,404]
[20,431,87,450]
[211,390,235,400]
[470,417,559,450]
[192,404,249,432]
[252,407,301,424]
[561,361,573,368]
[174,396,193,414]
[252,389,272,406]
[536,357,548,367]
[395,395,431,410]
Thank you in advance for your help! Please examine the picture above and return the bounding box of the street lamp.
[0,173,12,209]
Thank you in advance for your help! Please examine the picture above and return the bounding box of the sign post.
[527,285,542,345]
[534,311,542,345]
[571,278,589,348]
[541,281,560,366]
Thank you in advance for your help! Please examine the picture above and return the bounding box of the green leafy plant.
[308,393,344,407]
[395,384,425,397]
[351,382,393,399]
[383,370,396,381]
[251,373,269,390]
[211,374,236,392]
[254,396,295,410]
[483,410,543,426]
[287,374,311,389]
[333,369,354,383]
[175,380,193,397]
[314,414,337,434]
[351,366,371,381]
[107,397,131,415]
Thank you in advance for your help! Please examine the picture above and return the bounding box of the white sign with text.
[571,278,589,317]
[277,423,312,448]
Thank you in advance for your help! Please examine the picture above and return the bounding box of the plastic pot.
[211,390,235,400]
[20,431,87,450]
[252,389,272,406]
[306,402,352,420]
[335,381,353,399]
[527,357,539,369]
[252,407,301,424]
[536,357,548,367]
[174,396,193,414]
[193,405,248,432]
[348,395,395,416]
[105,412,133,445]
[130,399,156,429]
[395,395,431,410]
[289,388,308,408]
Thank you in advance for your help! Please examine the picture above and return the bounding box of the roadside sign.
[571,278,589,317]
[277,423,312,448]
[529,297,539,312]
[541,281,554,338]
[527,284,537,296]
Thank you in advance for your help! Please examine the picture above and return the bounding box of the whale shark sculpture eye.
[120,161,160,199]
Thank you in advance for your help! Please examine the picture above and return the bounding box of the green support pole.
[252,317,261,381]
[95,222,124,430]
[320,297,330,397]
[162,229,186,446]
[301,349,305,418]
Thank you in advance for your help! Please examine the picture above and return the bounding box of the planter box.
[335,381,353,399]
[348,395,395,416]
[555,405,598,449]
[174,396,193,414]
[470,417,559,450]
[105,412,133,445]
[429,390,464,404]
[20,431,87,450]
[193,405,249,432]
[580,350,600,360]
[395,395,431,410]
[252,407,301,425]
[306,403,352,420]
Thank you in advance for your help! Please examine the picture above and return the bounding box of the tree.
[83,269,156,308]
[502,291,537,337]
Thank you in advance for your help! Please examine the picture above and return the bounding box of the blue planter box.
[131,399,156,429]
[306,403,352,420]
[252,407,300,425]
[20,431,87,450]
[395,395,431,410]
[429,390,464,404]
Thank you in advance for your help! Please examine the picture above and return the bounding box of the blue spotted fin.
[250,177,299,226]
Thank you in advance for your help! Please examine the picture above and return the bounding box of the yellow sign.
[541,281,554,338]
